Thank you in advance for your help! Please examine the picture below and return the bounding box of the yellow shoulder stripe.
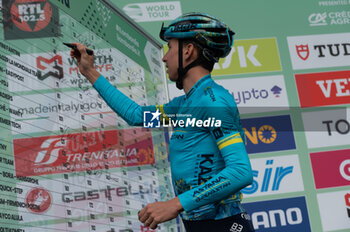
[218,138,243,150]
[216,132,243,150]
[156,104,169,123]
[217,132,241,146]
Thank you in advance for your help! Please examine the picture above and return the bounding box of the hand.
[70,43,100,84]
[138,197,183,230]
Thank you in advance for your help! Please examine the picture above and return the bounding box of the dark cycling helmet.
[159,12,235,89]
[160,12,235,63]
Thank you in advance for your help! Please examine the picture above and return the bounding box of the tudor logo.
[287,33,350,70]
[10,0,53,32]
[34,137,67,165]
[36,55,64,80]
[25,187,52,213]
[296,45,310,61]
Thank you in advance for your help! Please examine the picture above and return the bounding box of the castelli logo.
[26,187,52,213]
[10,0,53,32]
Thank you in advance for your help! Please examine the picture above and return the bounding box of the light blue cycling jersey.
[93,74,253,220]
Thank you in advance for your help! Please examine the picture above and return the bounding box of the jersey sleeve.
[93,75,180,126]
[177,93,253,212]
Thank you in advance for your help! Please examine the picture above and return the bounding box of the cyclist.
[71,12,254,232]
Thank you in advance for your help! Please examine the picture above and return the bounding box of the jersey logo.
[198,154,214,185]
[213,128,224,139]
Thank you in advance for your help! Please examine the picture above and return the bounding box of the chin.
[168,75,177,82]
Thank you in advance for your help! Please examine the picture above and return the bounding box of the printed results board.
[109,0,350,231]
[0,0,176,232]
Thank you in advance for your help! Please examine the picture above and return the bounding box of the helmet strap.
[176,40,204,90]
[176,40,185,90]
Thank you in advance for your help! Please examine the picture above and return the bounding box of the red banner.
[310,149,350,189]
[295,70,350,107]
[13,128,154,176]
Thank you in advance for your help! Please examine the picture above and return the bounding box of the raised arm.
[70,43,143,125]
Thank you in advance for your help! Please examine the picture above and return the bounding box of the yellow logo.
[244,125,277,144]
[213,38,281,76]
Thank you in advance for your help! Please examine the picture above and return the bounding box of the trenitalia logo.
[212,38,281,75]
[310,149,350,189]
[13,129,154,176]
[287,32,350,70]
[295,70,350,107]
[34,137,67,165]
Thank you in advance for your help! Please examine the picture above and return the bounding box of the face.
[162,39,179,81]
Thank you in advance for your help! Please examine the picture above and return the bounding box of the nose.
[162,54,167,62]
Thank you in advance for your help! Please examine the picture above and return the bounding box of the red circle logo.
[10,0,53,32]
[26,187,52,213]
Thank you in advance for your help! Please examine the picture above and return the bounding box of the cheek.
[170,52,177,62]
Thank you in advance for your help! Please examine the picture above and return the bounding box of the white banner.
[302,108,350,148]
[287,32,350,70]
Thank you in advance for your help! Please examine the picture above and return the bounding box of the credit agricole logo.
[213,38,282,76]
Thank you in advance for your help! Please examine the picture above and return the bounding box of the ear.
[183,43,197,61]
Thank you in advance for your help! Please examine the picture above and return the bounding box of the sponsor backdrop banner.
[0,0,176,232]
[1,0,350,231]
[109,0,350,231]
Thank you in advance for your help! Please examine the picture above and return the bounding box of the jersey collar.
[185,74,211,99]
